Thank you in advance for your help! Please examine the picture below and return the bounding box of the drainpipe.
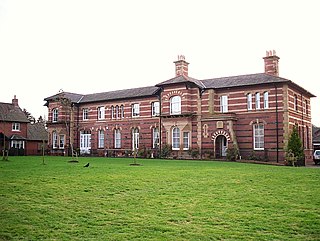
[275,85,279,163]
[159,88,163,159]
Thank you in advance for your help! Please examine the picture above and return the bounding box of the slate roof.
[44,92,84,103]
[81,86,160,103]
[156,75,206,89]
[44,72,315,105]
[0,102,29,123]
[27,122,48,141]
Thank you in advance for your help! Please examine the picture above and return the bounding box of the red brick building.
[44,52,315,164]
[0,96,48,156]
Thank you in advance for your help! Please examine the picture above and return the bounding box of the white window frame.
[12,122,20,131]
[152,102,160,116]
[52,108,58,122]
[263,91,269,109]
[132,128,139,150]
[111,106,115,119]
[255,92,260,110]
[114,129,121,148]
[52,131,58,149]
[170,96,181,115]
[132,103,140,117]
[59,134,65,149]
[220,95,228,113]
[247,93,252,111]
[183,132,190,150]
[11,140,24,149]
[98,106,105,120]
[98,130,104,148]
[120,105,124,119]
[253,124,264,150]
[172,127,180,150]
[83,108,89,120]
[152,128,160,148]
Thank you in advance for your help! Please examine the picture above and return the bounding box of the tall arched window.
[52,108,58,122]
[52,131,58,148]
[114,129,121,148]
[172,127,180,150]
[132,128,139,150]
[170,96,181,115]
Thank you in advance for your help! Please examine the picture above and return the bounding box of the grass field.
[0,156,320,240]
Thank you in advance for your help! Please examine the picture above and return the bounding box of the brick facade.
[44,52,315,164]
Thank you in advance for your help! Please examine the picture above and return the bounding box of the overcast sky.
[0,0,319,126]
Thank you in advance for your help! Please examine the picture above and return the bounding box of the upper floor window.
[152,127,160,148]
[12,122,20,131]
[98,106,105,120]
[253,124,264,150]
[98,130,104,148]
[170,96,181,115]
[247,93,252,110]
[294,95,298,111]
[111,106,115,119]
[305,100,308,115]
[52,108,58,122]
[255,92,260,110]
[120,105,124,118]
[263,92,269,109]
[83,108,89,120]
[172,126,180,150]
[152,101,160,116]
[220,95,228,113]
[132,103,140,117]
[115,129,121,148]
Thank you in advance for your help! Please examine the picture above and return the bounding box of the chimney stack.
[12,95,19,107]
[263,50,280,76]
[174,55,189,77]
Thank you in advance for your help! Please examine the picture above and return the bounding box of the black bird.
[83,163,90,167]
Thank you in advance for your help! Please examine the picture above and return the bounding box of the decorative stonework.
[211,130,231,141]
[203,124,209,138]
[216,121,223,129]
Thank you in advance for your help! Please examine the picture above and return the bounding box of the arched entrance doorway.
[216,135,227,158]
[212,130,231,159]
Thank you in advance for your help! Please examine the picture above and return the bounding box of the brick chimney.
[174,55,189,77]
[263,50,280,76]
[12,95,19,107]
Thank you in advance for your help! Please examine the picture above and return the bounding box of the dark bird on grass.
[83,163,90,167]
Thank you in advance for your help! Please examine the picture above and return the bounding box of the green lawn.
[0,156,319,240]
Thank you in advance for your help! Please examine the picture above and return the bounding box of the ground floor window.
[52,131,58,149]
[172,127,180,150]
[254,124,264,150]
[132,128,139,150]
[59,134,65,149]
[183,132,190,150]
[80,131,91,154]
[98,130,104,148]
[11,140,24,149]
[115,129,121,148]
[152,128,159,148]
